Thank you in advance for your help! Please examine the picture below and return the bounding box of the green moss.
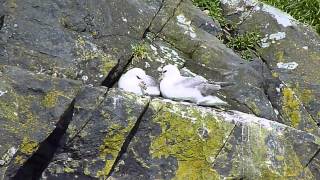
[20,137,38,155]
[132,43,148,60]
[42,91,61,108]
[96,123,134,178]
[150,104,234,179]
[282,88,301,128]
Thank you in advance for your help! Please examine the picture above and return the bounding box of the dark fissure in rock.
[101,55,134,88]
[107,102,150,178]
[13,100,76,180]
[0,15,4,30]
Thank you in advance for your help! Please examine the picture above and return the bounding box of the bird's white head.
[126,68,147,80]
[161,64,180,80]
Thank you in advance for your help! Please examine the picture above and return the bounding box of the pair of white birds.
[118,64,228,106]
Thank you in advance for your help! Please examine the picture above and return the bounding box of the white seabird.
[160,64,228,106]
[118,68,160,96]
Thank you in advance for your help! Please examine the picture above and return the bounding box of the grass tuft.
[226,31,262,60]
[132,43,148,59]
[192,0,261,60]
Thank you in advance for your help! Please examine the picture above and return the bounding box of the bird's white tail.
[197,96,228,106]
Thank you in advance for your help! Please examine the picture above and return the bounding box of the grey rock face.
[0,65,81,179]
[41,88,150,179]
[220,0,320,136]
[0,0,319,179]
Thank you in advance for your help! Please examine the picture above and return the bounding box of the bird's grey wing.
[144,75,159,86]
[174,76,206,88]
[206,81,235,87]
[197,83,221,96]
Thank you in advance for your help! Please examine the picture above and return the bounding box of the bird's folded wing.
[206,81,235,87]
[174,76,207,88]
[198,84,221,96]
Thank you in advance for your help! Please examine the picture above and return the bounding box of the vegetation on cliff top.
[192,0,262,60]
[261,0,320,34]
[192,0,320,60]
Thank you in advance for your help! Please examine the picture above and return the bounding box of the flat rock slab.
[0,65,82,178]
[42,88,150,179]
[110,98,320,179]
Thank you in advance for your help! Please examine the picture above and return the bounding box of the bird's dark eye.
[163,70,167,73]
[136,75,141,79]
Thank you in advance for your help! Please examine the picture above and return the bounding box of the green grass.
[192,0,320,61]
[132,43,148,59]
[192,0,225,26]
[261,0,320,34]
[227,31,262,60]
[192,0,261,60]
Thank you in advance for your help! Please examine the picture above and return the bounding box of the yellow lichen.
[300,89,314,104]
[175,160,220,180]
[100,57,117,75]
[20,137,38,155]
[64,167,75,173]
[75,35,117,75]
[0,98,19,121]
[150,104,234,179]
[275,155,285,161]
[282,88,301,128]
[14,155,25,165]
[96,123,134,178]
[42,91,61,108]
[272,72,279,78]
[1,91,43,135]
[84,166,91,176]
[275,51,284,62]
[247,101,261,115]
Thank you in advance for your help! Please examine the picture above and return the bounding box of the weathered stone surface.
[0,0,319,179]
[220,0,320,136]
[307,150,320,180]
[0,0,162,85]
[0,65,81,178]
[41,89,150,179]
[109,98,320,179]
